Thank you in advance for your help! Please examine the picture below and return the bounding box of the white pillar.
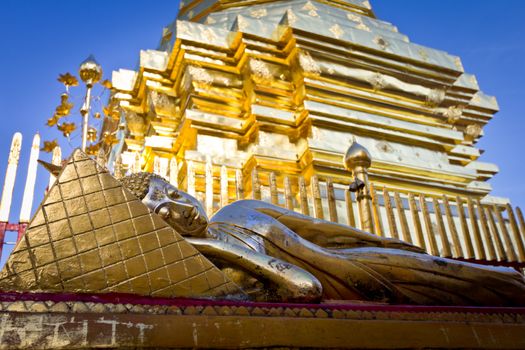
[19,134,40,223]
[0,133,22,222]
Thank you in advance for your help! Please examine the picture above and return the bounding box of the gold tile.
[79,250,102,273]
[108,203,131,223]
[123,189,137,201]
[75,231,97,252]
[14,271,38,290]
[133,215,154,233]
[99,244,121,267]
[60,179,83,200]
[170,279,195,297]
[157,227,178,246]
[43,202,67,222]
[167,261,187,281]
[138,231,160,253]
[48,219,72,242]
[4,251,33,274]
[85,192,107,211]
[177,240,199,259]
[104,187,126,206]
[125,255,147,277]
[151,214,167,230]
[90,208,112,229]
[163,243,184,264]
[69,215,93,234]
[25,224,50,247]
[205,270,229,290]
[58,256,82,280]
[99,173,121,190]
[166,281,192,297]
[149,268,171,291]
[32,245,55,267]
[129,275,151,295]
[57,163,78,183]
[94,226,115,246]
[144,250,164,271]
[104,263,127,286]
[185,273,211,293]
[30,210,46,227]
[128,200,150,217]
[114,220,135,240]
[74,159,98,177]
[14,238,28,251]
[82,270,107,291]
[38,264,62,289]
[63,276,85,291]
[81,175,102,194]
[196,255,214,270]
[64,197,88,216]
[120,237,141,257]
[183,255,207,277]
[54,238,77,260]
[110,280,132,293]
[45,185,63,204]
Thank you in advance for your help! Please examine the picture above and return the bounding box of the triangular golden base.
[0,150,241,298]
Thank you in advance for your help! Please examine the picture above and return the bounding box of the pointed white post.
[187,161,195,197]
[220,165,228,208]
[19,134,40,224]
[205,156,214,217]
[133,152,141,173]
[0,133,22,255]
[235,169,244,200]
[113,154,123,179]
[48,146,62,190]
[159,157,169,180]
[169,158,178,187]
[96,147,107,168]
[0,133,22,223]
[153,156,161,176]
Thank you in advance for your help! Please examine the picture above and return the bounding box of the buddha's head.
[121,172,208,237]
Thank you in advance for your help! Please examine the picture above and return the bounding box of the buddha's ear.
[37,159,62,176]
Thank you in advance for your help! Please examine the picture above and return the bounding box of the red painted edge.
[0,291,524,315]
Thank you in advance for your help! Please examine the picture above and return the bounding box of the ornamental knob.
[344,138,372,170]
[79,55,103,86]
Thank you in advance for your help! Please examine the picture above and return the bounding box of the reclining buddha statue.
[120,172,525,306]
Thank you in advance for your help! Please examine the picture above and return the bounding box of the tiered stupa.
[110,0,500,202]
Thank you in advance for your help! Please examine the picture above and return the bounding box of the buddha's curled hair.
[120,172,166,200]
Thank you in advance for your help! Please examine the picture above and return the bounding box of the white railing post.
[19,134,40,229]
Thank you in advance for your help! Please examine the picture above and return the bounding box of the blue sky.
[0,0,524,261]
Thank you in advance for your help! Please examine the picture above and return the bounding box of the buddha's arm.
[271,211,425,252]
[186,237,323,303]
[227,200,424,253]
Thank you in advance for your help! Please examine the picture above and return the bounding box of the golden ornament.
[41,140,58,153]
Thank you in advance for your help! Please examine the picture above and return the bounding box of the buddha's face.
[142,176,208,237]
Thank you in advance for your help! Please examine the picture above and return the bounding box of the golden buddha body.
[121,173,525,306]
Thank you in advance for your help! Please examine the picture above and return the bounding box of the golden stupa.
[103,0,524,265]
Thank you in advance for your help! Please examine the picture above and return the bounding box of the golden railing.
[153,155,525,269]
